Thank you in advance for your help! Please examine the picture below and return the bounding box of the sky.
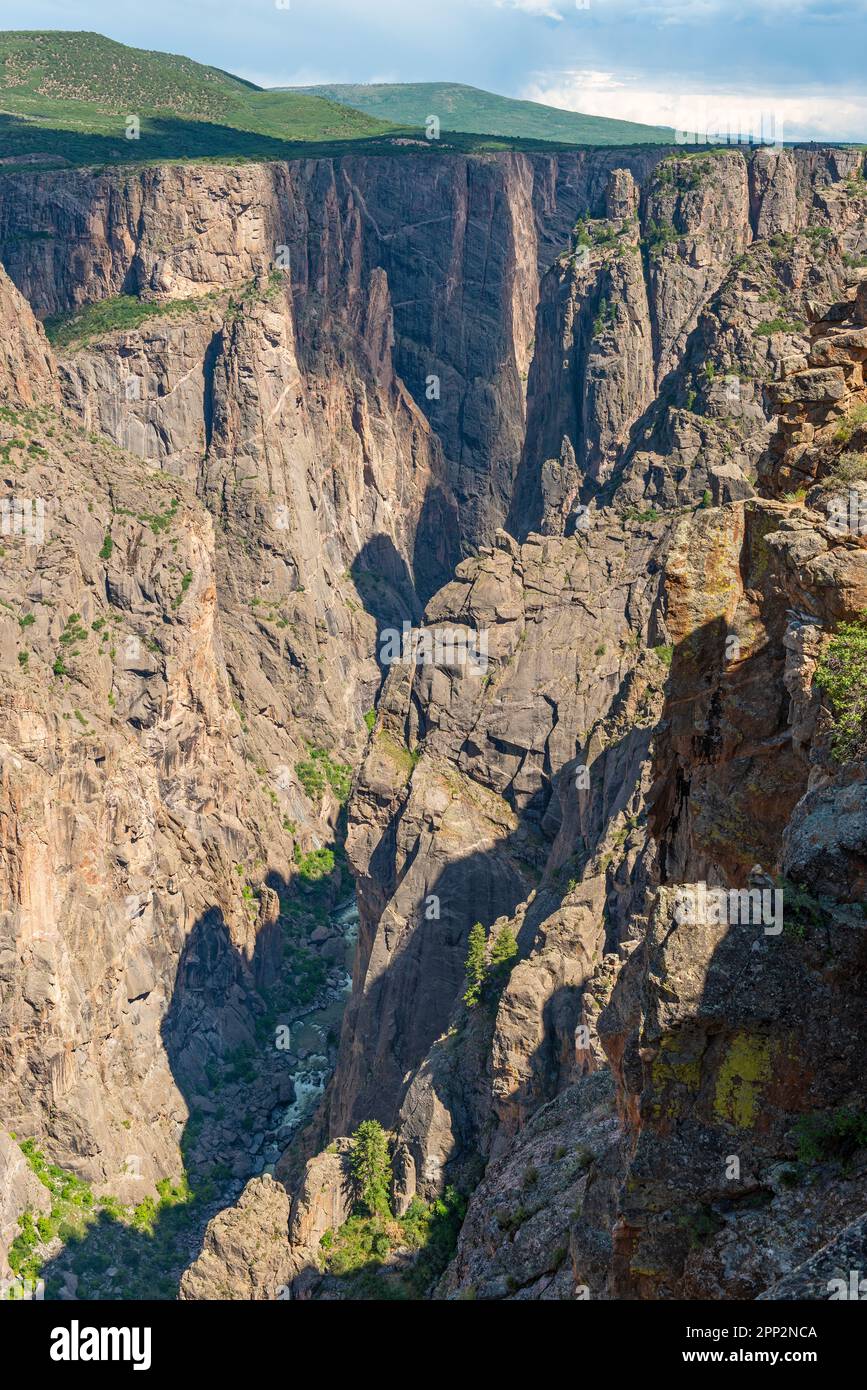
[2,0,866,141]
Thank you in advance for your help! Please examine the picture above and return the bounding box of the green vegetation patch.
[795,1107,867,1166]
[815,611,867,761]
[754,318,807,337]
[280,937,328,1006]
[7,1136,196,1298]
[8,1138,94,1281]
[374,729,420,780]
[775,876,825,941]
[59,612,88,646]
[833,403,867,446]
[592,296,617,336]
[824,451,867,487]
[44,294,215,349]
[643,219,679,259]
[350,1120,392,1219]
[462,921,518,1008]
[320,1119,468,1299]
[295,746,353,803]
[171,569,193,610]
[294,844,336,884]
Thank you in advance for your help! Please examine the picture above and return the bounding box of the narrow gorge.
[1,139,866,1303]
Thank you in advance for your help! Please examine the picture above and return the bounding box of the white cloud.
[496,0,568,18]
[497,0,867,21]
[523,69,867,141]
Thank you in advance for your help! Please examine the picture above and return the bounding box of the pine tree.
[463,922,487,1007]
[490,924,518,971]
[349,1119,392,1218]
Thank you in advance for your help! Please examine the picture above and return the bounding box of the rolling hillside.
[0,30,395,166]
[297,81,675,146]
[0,32,674,170]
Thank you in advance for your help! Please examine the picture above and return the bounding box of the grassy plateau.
[0,31,675,170]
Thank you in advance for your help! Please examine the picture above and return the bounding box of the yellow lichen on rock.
[713,1031,774,1128]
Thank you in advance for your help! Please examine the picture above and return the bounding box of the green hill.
[296,81,675,147]
[0,33,674,169]
[0,30,396,166]
[0,30,259,117]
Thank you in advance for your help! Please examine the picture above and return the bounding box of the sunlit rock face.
[1,143,866,1301]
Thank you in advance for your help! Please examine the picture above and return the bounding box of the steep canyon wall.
[1,142,866,1300]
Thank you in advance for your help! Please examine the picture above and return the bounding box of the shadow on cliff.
[372,597,804,1170]
[598,612,865,1298]
[484,703,661,1134]
[349,533,420,647]
[39,865,343,1300]
[321,657,662,1179]
[465,607,797,1187]
[647,598,810,883]
[348,505,461,649]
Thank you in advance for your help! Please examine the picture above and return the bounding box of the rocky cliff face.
[0,264,58,410]
[1,143,866,1301]
[0,149,663,556]
[0,265,280,1217]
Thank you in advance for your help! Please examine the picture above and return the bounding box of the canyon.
[0,141,866,1300]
